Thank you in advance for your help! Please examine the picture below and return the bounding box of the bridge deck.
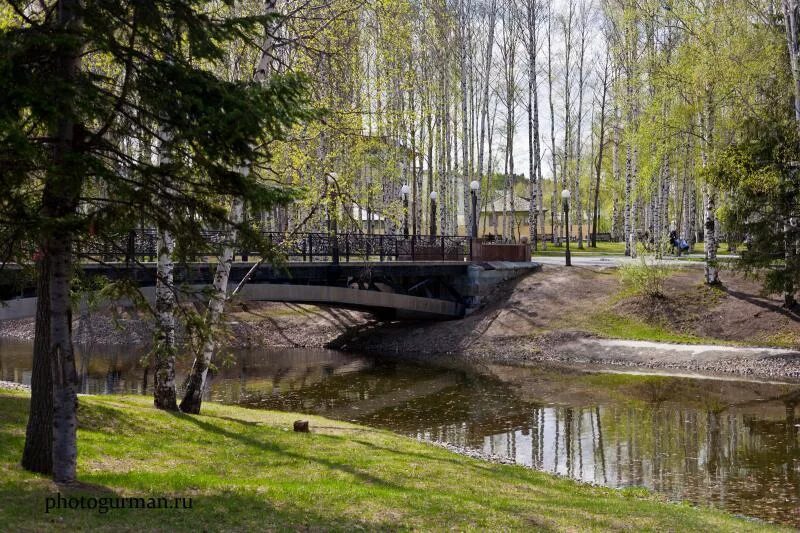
[0,260,539,321]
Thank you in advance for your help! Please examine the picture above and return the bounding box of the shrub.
[618,257,672,298]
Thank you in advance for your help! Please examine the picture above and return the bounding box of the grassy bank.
[0,391,783,531]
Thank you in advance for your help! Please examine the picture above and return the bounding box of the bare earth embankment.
[336,265,800,378]
[2,264,799,378]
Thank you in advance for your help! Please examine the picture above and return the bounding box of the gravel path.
[536,337,800,379]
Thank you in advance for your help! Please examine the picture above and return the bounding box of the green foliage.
[707,106,800,303]
[618,256,671,298]
[0,1,313,262]
[603,0,788,248]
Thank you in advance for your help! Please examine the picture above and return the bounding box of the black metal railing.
[75,230,475,264]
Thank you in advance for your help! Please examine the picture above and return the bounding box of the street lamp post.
[562,189,571,267]
[470,180,480,239]
[400,184,410,238]
[429,191,438,238]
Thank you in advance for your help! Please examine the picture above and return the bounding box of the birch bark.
[573,3,587,248]
[153,215,178,410]
[153,11,179,411]
[547,2,558,243]
[591,50,610,248]
[477,0,497,237]
[562,1,574,243]
[700,99,719,284]
[525,0,540,249]
[181,0,278,413]
[459,0,471,235]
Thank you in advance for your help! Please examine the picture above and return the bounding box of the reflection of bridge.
[1,230,539,320]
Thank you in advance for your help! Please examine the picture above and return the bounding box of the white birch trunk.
[562,2,574,243]
[526,0,540,249]
[625,142,634,257]
[574,4,587,248]
[459,0,471,235]
[700,104,719,284]
[547,2,558,244]
[477,0,497,237]
[611,101,620,241]
[154,225,177,409]
[181,0,278,412]
[153,126,178,411]
[180,195,244,413]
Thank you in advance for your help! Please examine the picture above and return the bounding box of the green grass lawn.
[533,240,627,256]
[0,391,784,532]
[575,311,714,344]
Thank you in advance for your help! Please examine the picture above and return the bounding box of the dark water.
[2,341,799,526]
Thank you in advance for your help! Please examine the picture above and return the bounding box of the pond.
[1,340,799,526]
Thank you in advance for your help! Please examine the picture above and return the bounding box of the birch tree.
[180,0,279,415]
[523,0,543,249]
[547,0,559,243]
[477,0,498,233]
[572,0,590,248]
[591,46,610,247]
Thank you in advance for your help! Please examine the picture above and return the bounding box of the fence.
[73,230,540,264]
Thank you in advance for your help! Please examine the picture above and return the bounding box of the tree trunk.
[592,51,610,248]
[703,184,719,283]
[701,100,719,284]
[783,0,800,131]
[152,10,179,410]
[502,12,516,242]
[526,0,540,250]
[476,0,497,237]
[610,98,620,242]
[781,0,800,305]
[181,0,278,413]
[49,230,80,484]
[45,0,83,484]
[624,142,633,256]
[574,4,587,249]
[547,3,558,244]
[683,135,696,250]
[459,0,471,235]
[22,257,52,474]
[153,225,178,410]
[562,1,574,244]
[181,196,244,413]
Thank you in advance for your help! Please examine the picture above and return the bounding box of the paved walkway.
[532,253,738,268]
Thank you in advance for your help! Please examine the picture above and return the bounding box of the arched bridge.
[0,231,538,321]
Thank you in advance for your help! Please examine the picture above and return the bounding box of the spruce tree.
[0,0,310,482]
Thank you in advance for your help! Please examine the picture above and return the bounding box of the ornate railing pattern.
[76,230,477,263]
